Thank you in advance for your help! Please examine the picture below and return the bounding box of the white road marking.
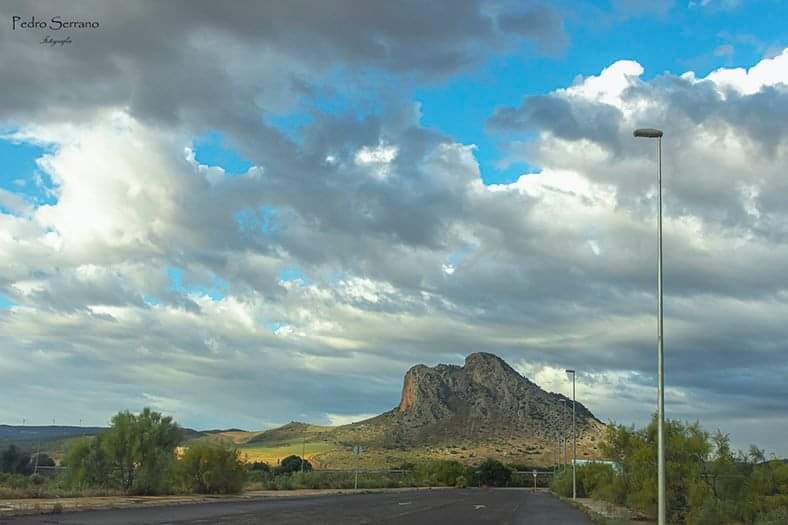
[398,502,412,506]
[474,504,487,510]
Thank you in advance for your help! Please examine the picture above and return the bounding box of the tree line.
[551,415,788,525]
[61,408,245,495]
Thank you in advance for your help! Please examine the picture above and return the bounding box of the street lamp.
[559,399,567,468]
[565,370,576,499]
[633,127,665,525]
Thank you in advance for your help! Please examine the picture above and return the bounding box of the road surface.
[1,488,594,524]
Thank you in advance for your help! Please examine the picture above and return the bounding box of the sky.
[1,0,788,455]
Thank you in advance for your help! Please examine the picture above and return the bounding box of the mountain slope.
[242,353,607,468]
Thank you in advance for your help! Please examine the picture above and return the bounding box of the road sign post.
[353,445,363,490]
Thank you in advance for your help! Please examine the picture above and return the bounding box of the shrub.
[32,453,56,468]
[550,468,577,497]
[755,506,788,525]
[475,459,512,487]
[276,455,312,474]
[686,499,734,525]
[177,443,246,494]
[29,474,45,486]
[412,460,469,486]
[1,445,32,475]
[455,475,468,488]
[248,461,270,472]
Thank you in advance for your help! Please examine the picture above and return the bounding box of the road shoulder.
[0,487,450,519]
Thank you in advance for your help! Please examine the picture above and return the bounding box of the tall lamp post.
[634,127,665,525]
[565,370,576,499]
[559,399,567,468]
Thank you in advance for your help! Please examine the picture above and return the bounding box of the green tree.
[575,417,788,524]
[601,416,711,522]
[64,408,183,494]
[129,408,183,494]
[63,436,111,488]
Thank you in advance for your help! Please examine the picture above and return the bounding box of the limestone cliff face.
[398,368,418,411]
[390,352,604,444]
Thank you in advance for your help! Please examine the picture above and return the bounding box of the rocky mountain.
[367,352,605,450]
[181,353,610,468]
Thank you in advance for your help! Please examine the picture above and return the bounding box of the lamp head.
[634,128,663,138]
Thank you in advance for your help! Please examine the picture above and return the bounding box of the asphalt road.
[1,489,594,525]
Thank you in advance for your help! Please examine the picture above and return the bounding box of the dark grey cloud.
[488,95,625,151]
[0,0,566,129]
[498,4,568,55]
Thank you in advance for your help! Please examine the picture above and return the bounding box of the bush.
[550,468,578,497]
[475,458,512,487]
[32,453,56,468]
[1,445,32,475]
[412,460,469,486]
[261,470,401,490]
[177,443,246,494]
[29,474,45,486]
[755,506,788,525]
[455,475,468,488]
[686,499,734,525]
[276,455,312,474]
[0,472,32,489]
[248,461,270,472]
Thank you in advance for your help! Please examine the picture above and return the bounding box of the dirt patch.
[570,497,656,524]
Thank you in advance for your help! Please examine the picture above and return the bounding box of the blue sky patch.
[192,131,253,175]
[279,267,309,287]
[265,112,314,143]
[143,295,161,307]
[235,206,279,235]
[0,137,57,208]
[0,293,15,309]
[167,266,229,301]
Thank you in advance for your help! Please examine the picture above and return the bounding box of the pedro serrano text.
[12,16,100,30]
